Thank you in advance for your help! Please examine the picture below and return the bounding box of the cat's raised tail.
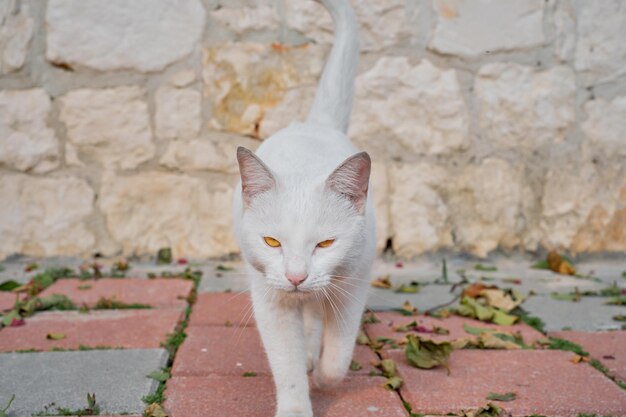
[306,0,359,134]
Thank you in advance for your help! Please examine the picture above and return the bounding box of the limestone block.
[203,42,325,138]
[155,87,202,140]
[0,89,60,173]
[475,63,575,150]
[541,163,625,252]
[99,172,238,258]
[541,163,602,248]
[350,58,469,156]
[581,96,626,157]
[452,158,533,257]
[285,0,415,52]
[0,0,33,74]
[59,87,155,170]
[370,162,390,252]
[160,135,258,174]
[0,175,95,259]
[46,0,205,72]
[259,86,316,139]
[210,0,415,52]
[428,0,544,57]
[554,0,576,62]
[389,163,452,257]
[573,0,626,83]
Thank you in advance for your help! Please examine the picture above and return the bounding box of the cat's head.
[236,147,371,295]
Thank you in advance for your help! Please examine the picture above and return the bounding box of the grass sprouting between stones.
[142,268,203,406]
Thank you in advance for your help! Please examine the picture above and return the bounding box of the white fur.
[232,1,374,416]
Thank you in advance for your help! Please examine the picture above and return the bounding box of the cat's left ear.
[325,152,371,214]
[236,147,276,208]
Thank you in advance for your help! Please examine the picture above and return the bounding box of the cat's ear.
[325,152,371,214]
[236,147,276,208]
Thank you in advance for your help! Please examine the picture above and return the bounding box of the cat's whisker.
[233,286,268,346]
[324,285,349,335]
[328,281,361,305]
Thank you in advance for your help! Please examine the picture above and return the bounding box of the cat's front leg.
[303,301,323,373]
[252,285,312,417]
[313,282,367,389]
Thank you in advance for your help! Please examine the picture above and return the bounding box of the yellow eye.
[317,239,335,248]
[263,236,281,247]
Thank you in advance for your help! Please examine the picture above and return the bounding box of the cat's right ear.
[236,147,276,208]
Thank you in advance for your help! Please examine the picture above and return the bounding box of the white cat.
[232,0,375,416]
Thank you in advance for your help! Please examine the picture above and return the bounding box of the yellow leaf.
[371,275,392,289]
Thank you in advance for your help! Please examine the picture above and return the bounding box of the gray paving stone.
[0,256,84,285]
[197,264,249,293]
[0,349,168,417]
[523,294,625,332]
[366,284,461,311]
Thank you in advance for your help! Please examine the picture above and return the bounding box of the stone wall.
[1,0,625,260]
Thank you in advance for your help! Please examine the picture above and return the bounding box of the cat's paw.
[275,408,313,417]
[306,354,318,373]
[275,413,313,417]
[312,366,345,390]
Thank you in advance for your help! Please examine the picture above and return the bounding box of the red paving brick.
[39,278,193,309]
[188,291,254,327]
[173,325,379,377]
[0,291,17,312]
[165,375,408,417]
[551,330,626,382]
[388,349,626,416]
[0,309,183,351]
[365,312,544,346]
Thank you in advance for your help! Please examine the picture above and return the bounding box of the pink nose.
[286,273,308,287]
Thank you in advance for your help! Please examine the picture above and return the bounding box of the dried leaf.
[156,247,173,265]
[394,282,420,293]
[501,278,522,285]
[361,312,380,324]
[144,402,168,417]
[570,354,590,364]
[491,309,518,326]
[114,260,130,271]
[394,321,418,332]
[432,326,450,335]
[547,251,576,275]
[376,359,398,378]
[481,289,524,313]
[384,375,404,390]
[460,403,502,417]
[371,275,392,289]
[457,297,518,325]
[477,332,524,350]
[356,330,370,345]
[550,289,581,302]
[463,323,495,336]
[486,392,516,402]
[401,300,417,315]
[405,334,453,370]
[24,263,38,272]
[242,371,257,377]
[46,332,66,340]
[0,280,20,292]
[475,264,497,272]
[147,370,170,382]
[463,283,492,298]
[606,295,626,306]
[216,264,235,271]
[349,360,362,371]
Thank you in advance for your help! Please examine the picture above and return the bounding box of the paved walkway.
[0,255,624,416]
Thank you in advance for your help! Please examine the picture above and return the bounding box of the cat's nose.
[286,272,308,287]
